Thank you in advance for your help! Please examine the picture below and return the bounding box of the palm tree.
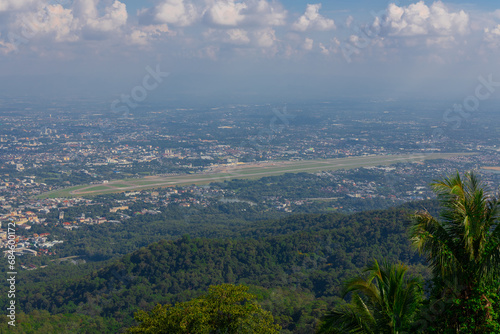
[317,260,421,334]
[410,171,500,331]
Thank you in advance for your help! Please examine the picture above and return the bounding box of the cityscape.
[2,0,500,332]
[1,98,500,271]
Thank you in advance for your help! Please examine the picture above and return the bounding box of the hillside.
[1,204,434,333]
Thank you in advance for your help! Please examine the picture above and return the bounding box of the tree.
[127,284,281,334]
[410,171,500,332]
[317,260,421,334]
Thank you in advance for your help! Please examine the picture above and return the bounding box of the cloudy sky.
[2,0,500,104]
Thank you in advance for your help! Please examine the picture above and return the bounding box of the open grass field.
[38,153,471,198]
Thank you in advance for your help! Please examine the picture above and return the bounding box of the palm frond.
[320,260,421,334]
[410,211,461,280]
[318,300,374,334]
[411,171,500,290]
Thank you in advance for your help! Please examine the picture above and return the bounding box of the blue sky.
[1,0,500,104]
[122,1,500,15]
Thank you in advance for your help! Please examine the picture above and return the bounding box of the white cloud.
[155,0,198,27]
[253,27,276,47]
[317,38,339,56]
[303,37,313,50]
[86,0,127,32]
[204,25,275,49]
[73,0,98,19]
[292,4,335,32]
[202,45,219,59]
[345,15,353,28]
[383,1,469,37]
[318,42,328,54]
[13,4,78,42]
[204,0,287,27]
[246,0,287,26]
[205,0,247,26]
[226,28,250,44]
[0,0,39,12]
[484,24,500,48]
[129,24,170,45]
[485,25,500,38]
[129,29,148,45]
[0,0,490,63]
[70,0,128,35]
[8,0,128,45]
[0,34,17,54]
[199,0,284,53]
[492,10,500,20]
[429,2,468,35]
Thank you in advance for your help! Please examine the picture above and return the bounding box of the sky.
[1,0,500,105]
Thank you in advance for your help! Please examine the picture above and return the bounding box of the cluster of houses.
[1,232,63,257]
[0,210,40,230]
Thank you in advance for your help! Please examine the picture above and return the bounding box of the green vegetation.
[128,284,281,334]
[316,171,500,333]
[317,260,422,333]
[4,171,500,333]
[0,310,119,333]
[410,171,500,333]
[2,204,426,332]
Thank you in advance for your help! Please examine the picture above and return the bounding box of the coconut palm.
[317,260,421,334]
[410,171,500,331]
[411,171,500,291]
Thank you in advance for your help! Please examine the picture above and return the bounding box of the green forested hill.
[1,204,433,333]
